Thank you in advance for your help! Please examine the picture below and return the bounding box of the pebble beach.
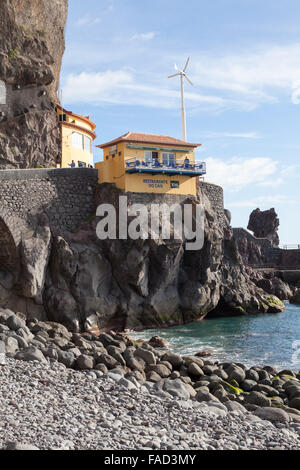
[0,358,299,451]
[0,309,300,451]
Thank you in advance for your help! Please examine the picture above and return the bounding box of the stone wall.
[233,227,290,268]
[198,180,225,226]
[280,249,300,268]
[0,168,98,233]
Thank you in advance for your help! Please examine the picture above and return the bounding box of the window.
[72,132,83,149]
[145,151,159,165]
[84,136,92,153]
[162,152,175,167]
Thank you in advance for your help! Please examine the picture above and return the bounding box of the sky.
[60,0,300,244]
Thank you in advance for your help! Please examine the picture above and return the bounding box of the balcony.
[125,157,206,176]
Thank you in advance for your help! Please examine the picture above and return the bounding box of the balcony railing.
[125,158,206,176]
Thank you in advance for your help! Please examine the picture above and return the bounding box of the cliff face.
[248,208,280,247]
[0,0,68,168]
[0,183,284,332]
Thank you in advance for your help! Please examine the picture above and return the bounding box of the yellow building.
[56,105,97,168]
[95,132,206,196]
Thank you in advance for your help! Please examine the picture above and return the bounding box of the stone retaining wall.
[199,180,225,226]
[0,168,98,232]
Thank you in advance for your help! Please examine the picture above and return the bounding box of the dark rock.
[202,365,217,376]
[252,384,279,397]
[134,347,156,366]
[240,380,257,392]
[245,369,260,382]
[184,356,204,368]
[289,397,300,410]
[148,336,171,349]
[6,314,26,331]
[56,350,75,368]
[247,208,280,247]
[195,351,212,358]
[225,401,247,413]
[188,362,204,378]
[146,371,162,383]
[0,0,68,169]
[196,390,220,403]
[94,363,108,374]
[258,369,271,381]
[15,347,47,364]
[291,289,300,305]
[147,364,171,378]
[161,352,183,369]
[227,364,246,384]
[95,353,118,370]
[243,391,271,407]
[253,407,290,423]
[163,379,190,399]
[279,369,296,378]
[76,354,94,370]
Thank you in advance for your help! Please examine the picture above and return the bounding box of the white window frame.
[162,152,176,167]
[72,132,84,150]
[84,136,92,153]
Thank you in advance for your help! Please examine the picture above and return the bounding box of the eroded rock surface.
[248,208,280,247]
[0,0,68,168]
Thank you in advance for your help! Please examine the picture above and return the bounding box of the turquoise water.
[131,303,300,370]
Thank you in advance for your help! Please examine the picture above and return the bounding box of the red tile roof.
[96,132,200,149]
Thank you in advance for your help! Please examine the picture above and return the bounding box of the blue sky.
[61,0,300,244]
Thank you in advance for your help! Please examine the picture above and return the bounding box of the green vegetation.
[221,380,244,395]
[234,306,245,313]
[131,340,143,348]
[8,49,18,60]
[265,297,284,307]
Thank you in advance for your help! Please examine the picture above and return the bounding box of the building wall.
[61,126,94,168]
[95,142,197,196]
[0,168,98,232]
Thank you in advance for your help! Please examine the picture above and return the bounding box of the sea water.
[130,302,300,370]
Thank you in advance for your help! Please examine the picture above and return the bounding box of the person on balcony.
[184,157,190,169]
[68,160,76,168]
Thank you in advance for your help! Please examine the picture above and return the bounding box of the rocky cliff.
[248,208,280,247]
[0,0,68,168]
[0,182,284,332]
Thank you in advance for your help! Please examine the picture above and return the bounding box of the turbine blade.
[184,75,193,86]
[174,63,178,71]
[168,73,180,78]
[183,57,190,72]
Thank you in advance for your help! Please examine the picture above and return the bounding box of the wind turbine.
[168,57,193,142]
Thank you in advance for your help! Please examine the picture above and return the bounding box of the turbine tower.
[168,57,193,142]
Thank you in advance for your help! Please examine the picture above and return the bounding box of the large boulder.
[247,208,280,247]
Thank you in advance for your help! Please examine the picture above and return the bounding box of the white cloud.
[191,44,300,106]
[75,14,102,26]
[62,70,263,112]
[204,156,279,191]
[229,195,296,207]
[291,80,300,104]
[62,70,243,110]
[202,131,260,139]
[131,32,156,41]
[62,43,300,112]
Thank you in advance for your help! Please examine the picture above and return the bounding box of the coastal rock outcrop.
[0,0,68,168]
[247,208,280,247]
[0,182,284,331]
